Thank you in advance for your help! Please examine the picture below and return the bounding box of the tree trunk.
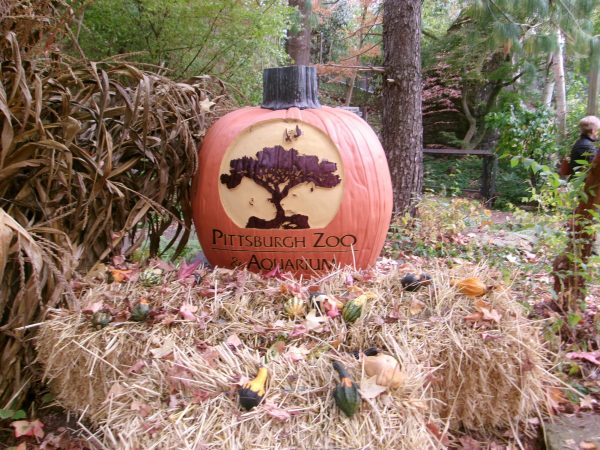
[344,71,357,106]
[287,0,312,65]
[552,150,600,309]
[461,88,477,149]
[382,0,423,215]
[552,29,567,140]
[542,54,555,108]
[586,37,600,116]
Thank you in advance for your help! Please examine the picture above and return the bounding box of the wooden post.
[481,154,497,206]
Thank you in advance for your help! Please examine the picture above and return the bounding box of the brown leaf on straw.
[192,389,214,404]
[263,401,292,422]
[459,436,482,450]
[480,307,502,323]
[127,360,147,374]
[409,299,426,316]
[425,422,450,447]
[464,312,484,323]
[130,401,152,418]
[359,376,388,399]
[82,301,105,315]
[225,334,243,350]
[304,310,327,332]
[179,304,198,321]
[546,387,567,414]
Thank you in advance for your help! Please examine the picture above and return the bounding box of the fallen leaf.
[547,387,567,413]
[179,303,198,321]
[226,334,243,349]
[127,359,147,374]
[200,97,215,112]
[579,395,596,410]
[177,260,201,281]
[82,301,105,314]
[150,339,175,359]
[199,346,220,368]
[192,389,213,404]
[464,312,484,322]
[359,375,387,399]
[264,265,282,278]
[284,345,310,363]
[263,401,292,422]
[579,441,598,450]
[131,400,152,417]
[481,307,502,323]
[409,299,426,316]
[566,351,600,366]
[425,421,450,447]
[473,299,493,310]
[459,436,482,450]
[289,323,307,338]
[110,268,133,283]
[304,310,327,332]
[11,419,45,439]
[108,382,126,398]
[481,332,503,342]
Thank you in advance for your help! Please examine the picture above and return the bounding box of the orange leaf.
[110,268,133,283]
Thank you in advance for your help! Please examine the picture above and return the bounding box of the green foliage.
[0,409,27,420]
[487,103,559,187]
[76,0,293,101]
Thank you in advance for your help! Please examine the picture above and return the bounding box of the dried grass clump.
[0,210,76,408]
[36,262,554,446]
[1,5,232,406]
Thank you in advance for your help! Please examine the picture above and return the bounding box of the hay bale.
[36,263,554,447]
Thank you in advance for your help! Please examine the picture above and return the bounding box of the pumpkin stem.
[332,360,351,380]
[363,347,379,357]
[262,66,321,110]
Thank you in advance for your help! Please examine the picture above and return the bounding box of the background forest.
[74,0,600,205]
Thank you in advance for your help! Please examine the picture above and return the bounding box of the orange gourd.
[192,66,392,276]
[453,277,488,298]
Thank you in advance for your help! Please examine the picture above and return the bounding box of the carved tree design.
[221,145,341,229]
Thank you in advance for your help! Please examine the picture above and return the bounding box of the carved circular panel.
[218,119,344,230]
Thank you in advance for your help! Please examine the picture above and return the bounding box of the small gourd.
[453,277,487,298]
[401,273,432,292]
[363,348,404,389]
[238,367,268,410]
[342,293,372,323]
[91,310,113,329]
[401,273,420,291]
[332,361,360,417]
[284,296,306,319]
[139,268,163,287]
[130,298,152,322]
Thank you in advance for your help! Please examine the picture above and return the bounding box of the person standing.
[569,116,600,174]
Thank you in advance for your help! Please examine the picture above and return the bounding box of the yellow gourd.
[238,367,268,410]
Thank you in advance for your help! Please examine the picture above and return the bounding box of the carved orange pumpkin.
[192,66,392,276]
